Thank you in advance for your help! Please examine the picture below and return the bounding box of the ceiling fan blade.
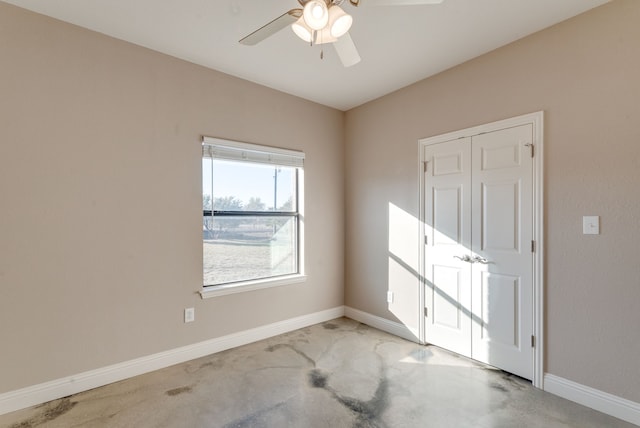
[239,9,302,46]
[367,0,443,5]
[333,33,361,67]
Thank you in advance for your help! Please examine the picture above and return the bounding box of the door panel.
[478,271,519,347]
[471,124,533,379]
[433,151,464,176]
[433,187,462,245]
[480,143,521,171]
[424,138,472,358]
[432,265,463,330]
[481,181,520,252]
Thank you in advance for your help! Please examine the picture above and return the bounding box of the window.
[201,137,304,295]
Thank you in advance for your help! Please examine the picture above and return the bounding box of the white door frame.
[418,111,544,388]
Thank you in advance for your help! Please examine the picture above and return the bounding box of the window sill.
[199,274,307,299]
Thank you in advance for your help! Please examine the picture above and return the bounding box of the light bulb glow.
[311,4,324,19]
[303,0,329,31]
[291,17,312,42]
[328,6,352,38]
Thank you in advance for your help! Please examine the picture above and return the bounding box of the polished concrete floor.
[1,318,635,428]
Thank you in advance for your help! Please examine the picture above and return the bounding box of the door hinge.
[424,235,428,245]
[424,307,428,318]
[525,143,534,157]
[423,161,428,173]
[531,240,535,253]
[531,335,535,348]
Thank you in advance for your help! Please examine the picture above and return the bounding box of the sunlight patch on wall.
[387,203,421,335]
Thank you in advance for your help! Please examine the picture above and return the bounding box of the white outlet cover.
[583,216,599,235]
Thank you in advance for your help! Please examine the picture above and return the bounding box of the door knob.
[472,256,491,264]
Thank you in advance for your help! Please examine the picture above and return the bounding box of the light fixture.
[292,16,313,43]
[303,0,329,31]
[292,17,337,45]
[292,2,353,45]
[314,26,337,45]
[328,6,352,38]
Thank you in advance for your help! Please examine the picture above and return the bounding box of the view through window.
[202,139,303,287]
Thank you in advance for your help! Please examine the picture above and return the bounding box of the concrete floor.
[0,318,635,428]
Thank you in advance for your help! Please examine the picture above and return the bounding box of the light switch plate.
[583,216,599,235]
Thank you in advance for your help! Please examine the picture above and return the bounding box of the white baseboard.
[344,306,419,342]
[544,373,640,426]
[0,306,345,416]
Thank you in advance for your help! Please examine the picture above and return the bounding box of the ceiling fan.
[239,0,444,68]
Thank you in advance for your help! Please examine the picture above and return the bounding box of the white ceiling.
[4,0,609,110]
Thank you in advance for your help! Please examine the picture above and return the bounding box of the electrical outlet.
[583,216,599,235]
[387,291,394,303]
[184,307,195,323]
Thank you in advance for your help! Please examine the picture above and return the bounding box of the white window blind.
[202,136,304,168]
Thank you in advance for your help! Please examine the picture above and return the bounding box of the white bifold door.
[423,124,533,380]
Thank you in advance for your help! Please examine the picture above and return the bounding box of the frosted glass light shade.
[328,6,352,38]
[292,17,312,42]
[303,0,329,31]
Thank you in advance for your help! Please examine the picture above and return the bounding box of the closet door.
[423,124,534,380]
[470,124,533,379]
[423,138,473,358]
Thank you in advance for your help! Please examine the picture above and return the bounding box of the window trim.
[201,136,305,297]
[199,273,307,299]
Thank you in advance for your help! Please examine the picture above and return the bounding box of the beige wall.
[345,0,640,403]
[0,3,344,393]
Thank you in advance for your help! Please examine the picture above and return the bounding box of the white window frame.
[200,136,306,299]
